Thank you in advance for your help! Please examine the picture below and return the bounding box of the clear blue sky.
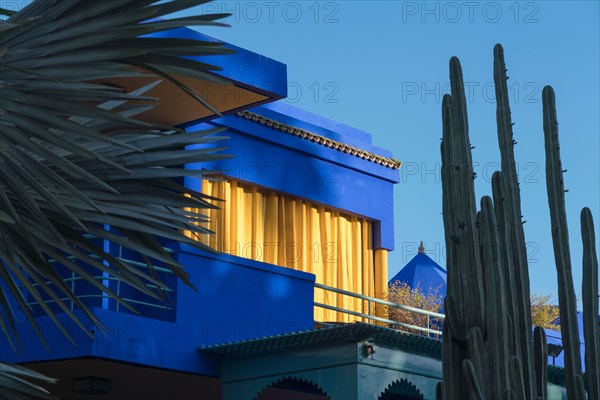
[4,1,596,304]
[8,0,597,304]
[193,1,600,304]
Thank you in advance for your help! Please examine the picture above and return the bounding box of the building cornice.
[199,322,566,387]
[237,111,402,170]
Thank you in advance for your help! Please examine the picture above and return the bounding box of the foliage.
[387,281,442,335]
[0,0,234,398]
[530,294,560,331]
[0,0,231,349]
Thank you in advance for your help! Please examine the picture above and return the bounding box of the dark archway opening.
[378,378,425,400]
[255,377,330,400]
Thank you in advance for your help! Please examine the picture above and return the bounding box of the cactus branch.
[581,207,599,399]
[542,85,583,399]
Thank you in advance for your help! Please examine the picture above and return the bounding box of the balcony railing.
[26,273,175,312]
[314,282,445,336]
[25,243,177,322]
[25,242,445,336]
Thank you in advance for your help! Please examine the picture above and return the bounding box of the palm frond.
[0,7,16,17]
[0,0,233,351]
[0,362,58,400]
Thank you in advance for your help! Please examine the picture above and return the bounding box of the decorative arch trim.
[378,378,425,400]
[253,376,330,400]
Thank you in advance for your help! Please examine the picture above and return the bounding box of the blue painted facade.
[2,24,401,398]
[186,101,399,250]
[546,312,593,372]
[3,245,315,377]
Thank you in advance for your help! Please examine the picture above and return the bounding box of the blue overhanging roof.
[389,252,447,299]
[162,27,288,101]
[109,26,287,127]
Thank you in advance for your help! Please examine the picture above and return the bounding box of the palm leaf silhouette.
[0,0,233,365]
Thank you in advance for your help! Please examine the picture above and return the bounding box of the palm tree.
[1,1,233,397]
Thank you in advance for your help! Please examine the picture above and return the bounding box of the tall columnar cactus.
[542,86,586,399]
[440,62,484,399]
[533,326,548,399]
[436,44,600,399]
[493,45,536,398]
[437,45,543,400]
[479,196,510,398]
[581,207,599,399]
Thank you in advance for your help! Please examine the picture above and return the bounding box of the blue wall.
[176,244,314,347]
[543,312,590,371]
[2,247,315,376]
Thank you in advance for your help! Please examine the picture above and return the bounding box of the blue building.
[389,242,447,301]
[1,25,569,400]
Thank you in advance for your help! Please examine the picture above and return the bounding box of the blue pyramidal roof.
[389,250,447,299]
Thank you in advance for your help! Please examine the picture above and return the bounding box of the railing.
[26,274,175,312]
[25,245,177,320]
[314,282,445,336]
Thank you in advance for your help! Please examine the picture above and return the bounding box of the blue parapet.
[2,246,315,376]
[175,243,315,347]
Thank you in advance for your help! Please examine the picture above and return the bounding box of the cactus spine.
[437,44,600,399]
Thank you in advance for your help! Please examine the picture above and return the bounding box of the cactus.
[493,45,536,397]
[437,44,600,399]
[533,326,548,399]
[479,197,510,398]
[581,208,599,398]
[438,45,542,399]
[542,85,586,399]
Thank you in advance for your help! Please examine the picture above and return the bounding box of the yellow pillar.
[374,249,389,323]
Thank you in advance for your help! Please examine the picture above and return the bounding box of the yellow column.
[374,249,389,323]
[264,192,279,265]
[251,187,264,262]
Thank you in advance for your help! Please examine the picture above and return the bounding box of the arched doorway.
[378,379,425,400]
[254,377,330,400]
